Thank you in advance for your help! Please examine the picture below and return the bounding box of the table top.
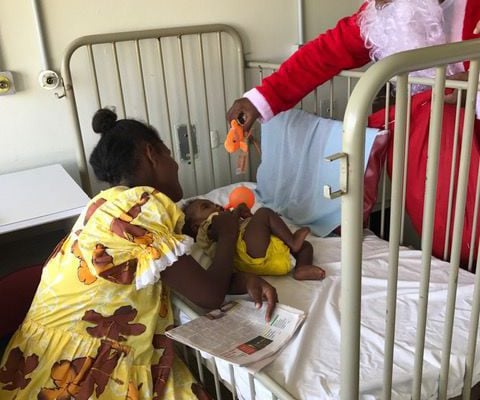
[0,164,90,234]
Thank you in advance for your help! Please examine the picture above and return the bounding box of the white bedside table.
[0,164,90,235]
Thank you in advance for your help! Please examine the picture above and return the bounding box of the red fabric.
[258,0,480,116]
[0,265,43,337]
[257,4,370,116]
[369,91,480,267]
[363,132,389,225]
[462,0,480,71]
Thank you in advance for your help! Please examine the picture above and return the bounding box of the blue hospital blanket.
[256,109,380,237]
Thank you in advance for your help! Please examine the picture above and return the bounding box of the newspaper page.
[166,299,306,367]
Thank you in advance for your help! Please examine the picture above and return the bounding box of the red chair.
[0,265,44,347]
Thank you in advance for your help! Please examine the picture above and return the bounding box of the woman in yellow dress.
[0,108,278,400]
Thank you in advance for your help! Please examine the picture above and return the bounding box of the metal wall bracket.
[323,152,348,199]
[177,124,198,162]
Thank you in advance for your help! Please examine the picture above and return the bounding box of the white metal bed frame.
[60,24,480,399]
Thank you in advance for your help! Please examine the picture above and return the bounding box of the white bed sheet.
[176,183,480,399]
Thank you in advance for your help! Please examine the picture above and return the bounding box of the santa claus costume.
[246,0,480,267]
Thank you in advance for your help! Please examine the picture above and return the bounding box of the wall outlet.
[0,71,15,95]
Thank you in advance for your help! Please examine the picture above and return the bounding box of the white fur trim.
[244,88,275,122]
[135,235,194,290]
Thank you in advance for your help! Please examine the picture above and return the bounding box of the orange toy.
[224,186,255,210]
[224,120,249,153]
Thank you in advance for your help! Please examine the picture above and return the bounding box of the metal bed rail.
[340,39,480,400]
[247,48,480,399]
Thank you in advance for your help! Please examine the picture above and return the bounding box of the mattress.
[175,182,480,399]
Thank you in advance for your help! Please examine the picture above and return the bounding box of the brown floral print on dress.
[84,198,107,225]
[37,356,92,400]
[118,192,150,223]
[75,341,125,400]
[151,329,175,400]
[92,244,114,271]
[72,240,97,285]
[98,259,137,285]
[39,341,126,400]
[82,305,146,341]
[110,218,155,246]
[111,192,156,245]
[126,192,150,220]
[91,243,137,285]
[0,347,39,391]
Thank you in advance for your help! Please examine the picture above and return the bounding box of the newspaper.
[166,299,306,367]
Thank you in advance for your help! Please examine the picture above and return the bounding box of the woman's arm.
[161,210,239,309]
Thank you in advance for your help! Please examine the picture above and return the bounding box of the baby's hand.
[233,202,253,219]
[209,211,240,242]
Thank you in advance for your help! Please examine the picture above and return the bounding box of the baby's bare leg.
[242,208,275,258]
[293,241,326,281]
[244,207,310,257]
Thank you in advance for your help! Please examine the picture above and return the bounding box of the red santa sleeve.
[253,5,371,119]
[461,0,480,118]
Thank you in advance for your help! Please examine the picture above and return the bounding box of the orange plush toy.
[224,120,260,174]
[224,120,249,153]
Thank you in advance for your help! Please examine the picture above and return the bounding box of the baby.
[182,199,325,280]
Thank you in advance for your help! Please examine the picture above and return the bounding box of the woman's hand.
[242,274,278,322]
[226,98,261,133]
[209,210,240,242]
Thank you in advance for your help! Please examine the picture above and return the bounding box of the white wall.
[0,0,362,183]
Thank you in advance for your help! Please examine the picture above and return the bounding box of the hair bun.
[92,108,117,134]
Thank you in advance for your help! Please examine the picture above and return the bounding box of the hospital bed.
[60,24,480,399]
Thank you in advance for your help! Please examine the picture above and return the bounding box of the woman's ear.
[144,142,158,166]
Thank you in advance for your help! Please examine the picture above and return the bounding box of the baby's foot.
[293,264,326,281]
[291,227,310,253]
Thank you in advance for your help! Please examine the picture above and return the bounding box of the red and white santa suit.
[245,0,480,267]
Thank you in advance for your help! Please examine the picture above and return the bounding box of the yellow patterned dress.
[0,186,211,400]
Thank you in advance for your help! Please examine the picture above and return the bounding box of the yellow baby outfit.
[0,186,210,400]
[196,212,292,276]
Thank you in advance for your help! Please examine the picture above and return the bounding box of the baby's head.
[182,199,224,237]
